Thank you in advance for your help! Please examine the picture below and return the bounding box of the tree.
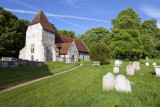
[56,30,76,38]
[142,19,160,51]
[110,8,155,59]
[0,7,30,57]
[89,43,111,64]
[78,27,110,48]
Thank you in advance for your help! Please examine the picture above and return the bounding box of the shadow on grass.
[0,64,52,90]
[151,72,156,76]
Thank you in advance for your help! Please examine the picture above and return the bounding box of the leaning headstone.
[126,65,134,75]
[153,63,156,66]
[154,66,160,77]
[113,67,119,73]
[146,63,149,66]
[103,72,115,91]
[115,74,132,92]
[133,61,140,71]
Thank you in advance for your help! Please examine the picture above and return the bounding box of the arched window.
[72,55,74,59]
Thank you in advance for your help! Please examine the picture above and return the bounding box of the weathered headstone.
[146,56,149,60]
[115,59,122,66]
[115,74,132,92]
[113,67,119,73]
[103,72,115,91]
[133,61,140,71]
[154,66,160,77]
[146,63,149,66]
[126,65,134,75]
[153,63,156,66]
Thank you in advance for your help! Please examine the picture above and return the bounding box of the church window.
[30,44,35,53]
[31,47,34,53]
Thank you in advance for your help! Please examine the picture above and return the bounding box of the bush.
[89,43,111,64]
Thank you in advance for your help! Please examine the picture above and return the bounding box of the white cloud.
[140,5,160,28]
[64,0,86,5]
[4,8,110,23]
[7,0,39,11]
[141,5,160,18]
[4,8,37,14]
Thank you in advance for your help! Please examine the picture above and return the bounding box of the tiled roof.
[55,33,89,53]
[29,10,54,33]
[57,43,72,55]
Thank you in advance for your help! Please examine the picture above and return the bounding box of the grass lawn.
[0,61,79,90]
[0,59,160,106]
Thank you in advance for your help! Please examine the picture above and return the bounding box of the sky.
[1,0,160,35]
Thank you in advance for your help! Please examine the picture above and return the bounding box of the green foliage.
[89,43,111,64]
[0,7,29,57]
[57,30,76,38]
[78,27,110,48]
[110,8,155,59]
[142,19,160,51]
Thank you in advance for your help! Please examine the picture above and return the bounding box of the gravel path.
[0,64,83,93]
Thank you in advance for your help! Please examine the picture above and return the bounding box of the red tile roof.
[57,43,72,55]
[29,10,55,33]
[55,33,89,53]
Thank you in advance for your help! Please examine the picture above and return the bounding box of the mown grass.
[0,61,79,90]
[0,59,160,106]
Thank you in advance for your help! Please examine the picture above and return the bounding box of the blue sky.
[1,0,160,35]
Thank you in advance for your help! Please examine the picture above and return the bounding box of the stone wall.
[79,52,89,61]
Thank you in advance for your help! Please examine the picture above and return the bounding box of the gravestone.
[1,61,8,67]
[23,60,29,66]
[154,66,160,77]
[113,67,119,73]
[2,57,13,61]
[146,63,149,66]
[2,61,18,67]
[115,60,122,66]
[36,62,44,67]
[133,61,140,71]
[103,72,115,91]
[146,57,149,60]
[126,65,134,75]
[153,63,156,66]
[115,74,132,92]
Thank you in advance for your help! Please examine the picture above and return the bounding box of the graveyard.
[0,59,160,106]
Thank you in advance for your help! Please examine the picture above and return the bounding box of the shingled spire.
[29,10,54,32]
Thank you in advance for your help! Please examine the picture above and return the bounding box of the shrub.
[89,43,111,64]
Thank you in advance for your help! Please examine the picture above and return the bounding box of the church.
[19,10,89,63]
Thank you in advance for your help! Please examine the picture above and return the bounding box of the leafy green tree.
[0,7,29,57]
[110,8,155,59]
[142,19,160,51]
[89,43,111,64]
[57,30,76,38]
[78,27,110,48]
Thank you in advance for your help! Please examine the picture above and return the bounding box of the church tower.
[19,10,56,62]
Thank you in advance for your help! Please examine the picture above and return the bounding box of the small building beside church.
[19,10,89,63]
